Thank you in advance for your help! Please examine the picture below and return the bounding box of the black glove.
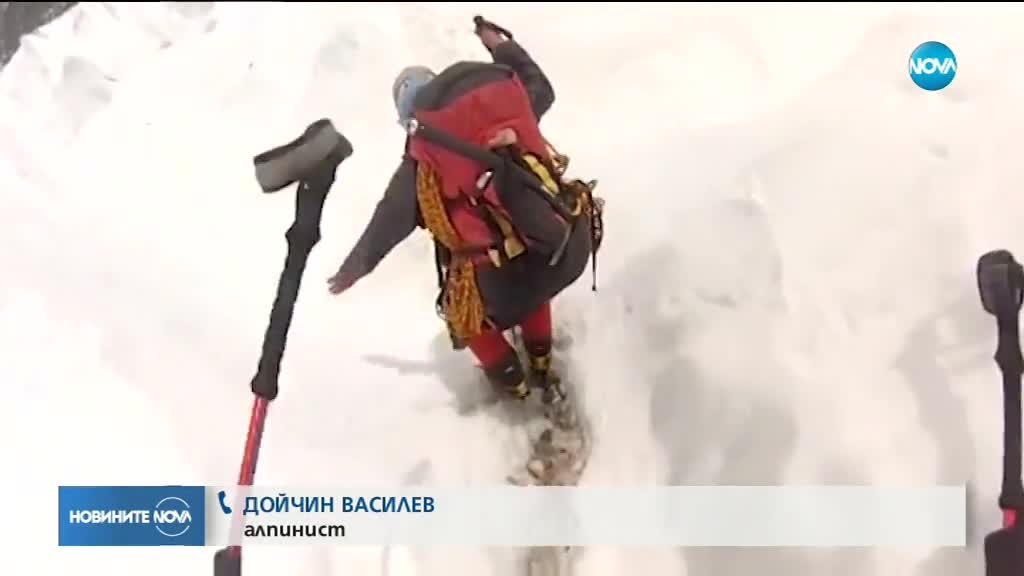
[473,15,513,54]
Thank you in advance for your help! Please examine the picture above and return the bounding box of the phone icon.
[217,490,233,515]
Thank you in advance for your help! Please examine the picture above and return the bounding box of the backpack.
[405,62,604,346]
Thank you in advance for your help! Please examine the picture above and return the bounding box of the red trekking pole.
[213,119,352,576]
[977,249,1024,576]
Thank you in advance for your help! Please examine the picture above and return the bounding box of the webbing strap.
[406,119,576,222]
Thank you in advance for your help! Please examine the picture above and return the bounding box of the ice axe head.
[977,250,1024,320]
[253,118,353,194]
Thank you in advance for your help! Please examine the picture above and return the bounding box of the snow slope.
[2,2,1021,575]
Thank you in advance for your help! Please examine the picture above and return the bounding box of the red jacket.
[334,40,592,330]
[408,70,553,252]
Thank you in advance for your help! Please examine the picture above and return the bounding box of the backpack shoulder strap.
[406,119,577,224]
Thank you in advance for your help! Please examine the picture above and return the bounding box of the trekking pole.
[213,119,352,576]
[976,249,1024,576]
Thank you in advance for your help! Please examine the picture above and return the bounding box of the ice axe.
[213,119,353,576]
[976,249,1024,576]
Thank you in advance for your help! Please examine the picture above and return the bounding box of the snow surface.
[1,2,1021,575]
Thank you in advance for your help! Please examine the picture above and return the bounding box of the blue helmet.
[392,65,435,127]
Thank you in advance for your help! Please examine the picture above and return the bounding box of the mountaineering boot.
[526,347,565,405]
[483,352,530,401]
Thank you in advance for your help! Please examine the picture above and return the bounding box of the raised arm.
[477,25,556,120]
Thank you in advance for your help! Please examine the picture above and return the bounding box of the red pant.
[467,301,552,370]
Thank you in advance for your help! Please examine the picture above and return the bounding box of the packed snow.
[2,2,1021,575]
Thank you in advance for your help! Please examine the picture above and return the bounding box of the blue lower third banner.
[58,486,206,546]
[57,485,967,547]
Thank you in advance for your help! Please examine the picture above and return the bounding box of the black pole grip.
[977,250,1024,513]
[472,14,514,56]
[997,319,1024,513]
[249,126,352,402]
[999,349,1024,512]
[978,249,1024,576]
[249,173,329,401]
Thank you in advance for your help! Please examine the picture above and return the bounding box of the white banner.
[204,485,966,547]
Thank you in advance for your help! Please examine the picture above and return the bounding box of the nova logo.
[153,496,192,538]
[909,41,957,91]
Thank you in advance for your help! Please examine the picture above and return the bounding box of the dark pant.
[476,211,592,330]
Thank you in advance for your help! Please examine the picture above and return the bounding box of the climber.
[326,17,602,404]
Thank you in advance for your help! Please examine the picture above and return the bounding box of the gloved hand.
[326,268,357,295]
[473,15,512,53]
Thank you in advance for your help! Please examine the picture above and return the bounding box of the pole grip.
[974,252,1024,576]
[978,250,1024,515]
[248,120,351,401]
[250,167,337,401]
